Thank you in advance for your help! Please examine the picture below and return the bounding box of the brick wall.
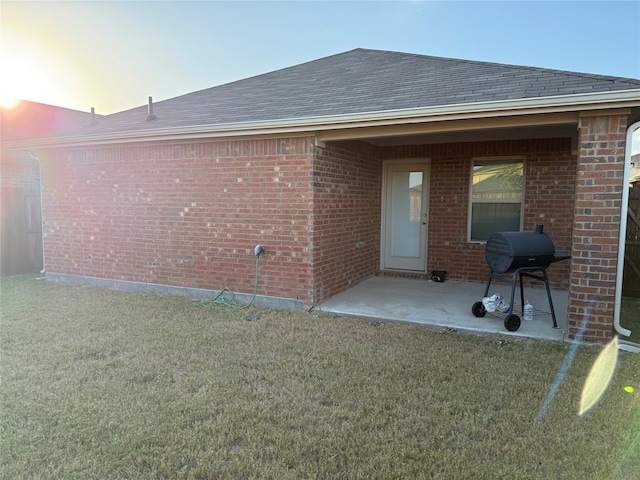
[39,137,317,303]
[568,114,628,343]
[312,141,381,304]
[381,138,576,288]
[38,134,580,313]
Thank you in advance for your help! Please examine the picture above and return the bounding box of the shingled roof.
[1,100,94,141]
[31,48,640,139]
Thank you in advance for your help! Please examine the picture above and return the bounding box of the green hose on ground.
[201,255,260,309]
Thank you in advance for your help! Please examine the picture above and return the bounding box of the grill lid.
[485,224,567,273]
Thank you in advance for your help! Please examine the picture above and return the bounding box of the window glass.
[469,159,524,242]
[391,172,422,257]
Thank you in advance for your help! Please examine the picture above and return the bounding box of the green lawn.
[620,297,640,344]
[1,275,639,479]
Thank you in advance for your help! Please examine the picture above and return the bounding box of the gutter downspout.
[614,120,640,353]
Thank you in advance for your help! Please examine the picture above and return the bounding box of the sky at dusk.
[1,1,639,152]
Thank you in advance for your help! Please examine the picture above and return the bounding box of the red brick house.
[6,49,640,343]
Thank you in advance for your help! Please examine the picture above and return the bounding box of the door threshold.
[378,270,428,280]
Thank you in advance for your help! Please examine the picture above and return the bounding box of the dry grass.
[1,275,639,479]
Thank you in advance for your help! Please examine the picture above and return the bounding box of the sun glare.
[0,53,60,110]
[0,92,21,110]
[0,58,29,109]
[0,62,22,109]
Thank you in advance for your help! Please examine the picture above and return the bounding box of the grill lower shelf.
[472,266,562,332]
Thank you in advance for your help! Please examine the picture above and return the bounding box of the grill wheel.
[471,301,487,317]
[504,314,521,331]
[473,302,521,331]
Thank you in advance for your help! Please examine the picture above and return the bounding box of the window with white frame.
[469,158,524,242]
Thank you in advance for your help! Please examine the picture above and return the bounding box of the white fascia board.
[8,89,640,149]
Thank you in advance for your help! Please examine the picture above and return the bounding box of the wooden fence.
[0,185,43,275]
[623,186,640,297]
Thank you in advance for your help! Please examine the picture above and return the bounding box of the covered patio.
[318,276,569,342]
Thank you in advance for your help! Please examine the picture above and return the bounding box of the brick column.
[568,112,629,343]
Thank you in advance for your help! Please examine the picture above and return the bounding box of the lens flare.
[579,336,619,416]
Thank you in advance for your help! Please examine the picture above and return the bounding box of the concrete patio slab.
[318,276,569,342]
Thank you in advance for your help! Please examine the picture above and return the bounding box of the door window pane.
[391,172,422,257]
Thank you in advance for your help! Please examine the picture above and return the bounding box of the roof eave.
[7,89,640,149]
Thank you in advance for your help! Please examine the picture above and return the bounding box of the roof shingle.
[57,48,640,137]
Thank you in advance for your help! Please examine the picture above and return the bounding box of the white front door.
[382,161,430,271]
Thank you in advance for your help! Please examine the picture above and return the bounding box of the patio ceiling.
[357,123,578,147]
[316,111,579,148]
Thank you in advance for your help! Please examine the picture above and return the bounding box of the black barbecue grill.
[472,224,570,331]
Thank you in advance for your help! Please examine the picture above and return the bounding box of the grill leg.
[483,272,493,297]
[541,270,559,329]
[507,272,518,315]
[518,271,525,316]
